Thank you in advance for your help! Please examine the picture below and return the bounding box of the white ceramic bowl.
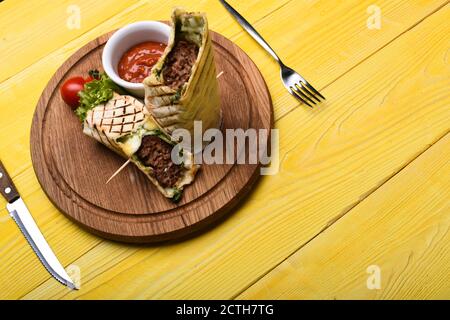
[102,21,171,98]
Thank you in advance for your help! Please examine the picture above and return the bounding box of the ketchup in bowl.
[118,41,167,83]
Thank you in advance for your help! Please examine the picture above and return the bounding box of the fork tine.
[290,87,313,108]
[302,80,325,100]
[299,82,321,103]
[293,86,316,106]
[295,83,317,104]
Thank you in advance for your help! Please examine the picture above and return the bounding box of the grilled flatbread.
[144,7,221,138]
[83,94,145,156]
[83,94,199,200]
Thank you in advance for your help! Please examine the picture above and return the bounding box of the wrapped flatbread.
[83,94,199,201]
[144,8,221,137]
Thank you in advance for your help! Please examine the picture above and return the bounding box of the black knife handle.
[0,160,20,203]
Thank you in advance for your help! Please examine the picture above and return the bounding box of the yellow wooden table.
[0,0,449,300]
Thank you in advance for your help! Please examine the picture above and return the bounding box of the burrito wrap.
[83,94,198,199]
[144,8,221,137]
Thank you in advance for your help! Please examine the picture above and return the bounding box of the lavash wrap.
[83,94,198,199]
[144,8,221,138]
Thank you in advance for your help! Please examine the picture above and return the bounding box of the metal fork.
[219,0,325,107]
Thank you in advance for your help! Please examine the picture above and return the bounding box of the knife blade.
[0,160,77,290]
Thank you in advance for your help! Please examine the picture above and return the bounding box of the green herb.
[148,129,174,146]
[171,188,183,203]
[116,133,133,144]
[75,73,119,122]
[170,89,182,103]
[88,69,100,79]
[150,128,163,136]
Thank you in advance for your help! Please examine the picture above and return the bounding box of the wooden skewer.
[105,71,225,185]
[106,158,131,184]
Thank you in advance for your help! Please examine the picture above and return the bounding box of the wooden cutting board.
[30,30,273,243]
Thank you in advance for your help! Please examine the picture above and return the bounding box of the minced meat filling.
[136,135,182,188]
[163,40,199,89]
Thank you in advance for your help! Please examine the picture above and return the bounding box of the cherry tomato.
[60,77,86,109]
[60,70,100,110]
[84,76,95,83]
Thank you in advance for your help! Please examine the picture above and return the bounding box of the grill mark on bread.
[100,112,140,120]
[109,102,133,111]
[108,109,116,133]
[131,106,137,131]
[103,132,115,148]
[99,105,106,128]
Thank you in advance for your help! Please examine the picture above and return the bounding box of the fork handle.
[220,0,282,64]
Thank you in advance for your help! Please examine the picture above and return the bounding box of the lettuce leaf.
[75,73,120,122]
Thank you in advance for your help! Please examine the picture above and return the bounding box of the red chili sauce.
[118,41,167,83]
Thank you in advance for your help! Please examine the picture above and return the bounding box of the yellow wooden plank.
[0,0,290,298]
[0,0,290,177]
[1,0,447,185]
[0,0,445,175]
[229,0,448,120]
[20,6,450,299]
[0,0,286,83]
[239,134,450,300]
[0,0,445,180]
[0,169,102,299]
[0,0,140,82]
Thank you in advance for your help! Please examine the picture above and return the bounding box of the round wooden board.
[31,30,273,243]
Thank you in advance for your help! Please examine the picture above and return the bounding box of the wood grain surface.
[1,0,449,300]
[30,30,273,243]
[240,134,450,300]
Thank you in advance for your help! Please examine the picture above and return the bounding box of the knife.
[0,160,78,290]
